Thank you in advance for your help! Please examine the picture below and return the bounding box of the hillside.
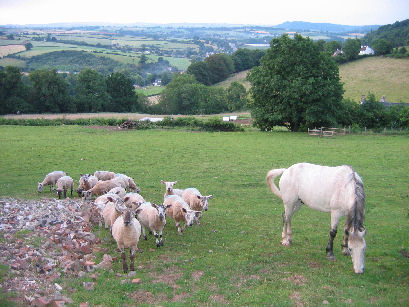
[363,19,409,47]
[217,58,409,103]
[339,57,409,103]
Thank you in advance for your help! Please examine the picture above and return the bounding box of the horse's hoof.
[282,240,291,246]
[327,254,336,261]
[342,249,351,256]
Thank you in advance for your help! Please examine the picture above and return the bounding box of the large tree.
[248,34,344,131]
[0,66,30,114]
[106,72,140,112]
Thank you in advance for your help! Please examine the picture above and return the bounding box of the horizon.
[0,0,408,27]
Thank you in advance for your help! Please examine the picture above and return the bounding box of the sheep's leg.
[142,226,147,240]
[129,249,135,272]
[195,216,201,226]
[121,251,128,273]
[159,230,164,246]
[153,231,160,247]
[176,222,183,235]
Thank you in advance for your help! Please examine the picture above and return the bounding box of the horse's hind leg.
[282,200,302,246]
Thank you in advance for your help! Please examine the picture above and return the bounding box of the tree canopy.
[247,34,344,131]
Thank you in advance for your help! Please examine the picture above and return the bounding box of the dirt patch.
[149,266,184,289]
[290,291,304,307]
[233,274,261,287]
[308,261,323,269]
[129,289,168,305]
[192,270,204,281]
[285,274,307,286]
[172,292,190,302]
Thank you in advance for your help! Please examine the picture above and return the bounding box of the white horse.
[266,162,366,274]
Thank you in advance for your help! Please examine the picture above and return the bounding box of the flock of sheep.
[37,170,213,272]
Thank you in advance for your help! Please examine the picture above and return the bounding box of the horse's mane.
[346,166,365,232]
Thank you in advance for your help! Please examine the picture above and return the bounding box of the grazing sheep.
[77,174,98,196]
[109,187,127,199]
[94,170,115,181]
[182,188,213,225]
[112,206,142,273]
[56,176,74,199]
[164,195,201,235]
[82,179,122,200]
[124,193,146,210]
[161,180,184,199]
[115,174,140,193]
[38,171,66,193]
[102,197,127,229]
[136,202,172,247]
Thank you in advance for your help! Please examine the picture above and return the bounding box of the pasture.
[0,126,408,305]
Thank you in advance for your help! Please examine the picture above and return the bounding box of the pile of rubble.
[0,197,113,305]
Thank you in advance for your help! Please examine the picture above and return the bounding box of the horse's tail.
[346,171,366,232]
[266,168,286,200]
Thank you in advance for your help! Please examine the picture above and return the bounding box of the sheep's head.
[82,190,92,200]
[152,203,171,221]
[182,208,201,227]
[37,182,44,193]
[161,180,177,193]
[197,194,213,211]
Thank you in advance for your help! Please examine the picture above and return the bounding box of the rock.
[128,271,136,277]
[31,296,49,306]
[132,278,142,284]
[83,282,95,291]
[54,283,63,291]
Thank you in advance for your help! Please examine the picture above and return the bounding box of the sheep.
[115,173,140,193]
[124,192,146,210]
[136,202,172,247]
[108,186,127,199]
[182,188,213,225]
[112,206,142,273]
[77,174,98,196]
[161,180,184,199]
[94,170,115,181]
[102,196,127,229]
[38,171,66,193]
[92,193,122,226]
[56,176,74,199]
[164,195,201,235]
[82,178,122,200]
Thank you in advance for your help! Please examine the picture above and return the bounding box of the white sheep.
[93,193,122,226]
[112,206,142,273]
[136,202,172,247]
[182,188,213,225]
[161,180,184,199]
[102,196,126,229]
[108,187,127,199]
[94,170,115,181]
[115,173,140,193]
[164,195,201,235]
[82,178,122,200]
[56,176,74,199]
[124,192,146,210]
[77,174,98,196]
[38,171,66,193]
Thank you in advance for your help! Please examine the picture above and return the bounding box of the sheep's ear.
[165,204,172,209]
[208,194,214,199]
[182,208,187,213]
[135,208,142,215]
[161,180,165,184]
[195,211,202,217]
[124,196,130,202]
[107,196,114,202]
[80,174,84,177]
[133,201,142,209]
[151,203,158,209]
[174,181,178,184]
[197,195,201,199]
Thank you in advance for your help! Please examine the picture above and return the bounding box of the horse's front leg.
[341,226,350,255]
[326,211,342,260]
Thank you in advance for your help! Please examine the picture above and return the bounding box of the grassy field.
[339,57,409,103]
[0,126,408,306]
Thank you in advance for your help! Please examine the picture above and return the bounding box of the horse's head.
[348,228,366,274]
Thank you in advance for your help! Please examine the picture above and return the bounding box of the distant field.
[339,57,409,103]
[0,44,26,57]
[0,57,26,68]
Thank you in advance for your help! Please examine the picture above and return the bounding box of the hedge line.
[0,116,244,132]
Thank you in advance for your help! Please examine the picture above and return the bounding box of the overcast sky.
[0,0,408,26]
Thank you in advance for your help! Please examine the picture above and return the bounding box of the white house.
[359,46,375,55]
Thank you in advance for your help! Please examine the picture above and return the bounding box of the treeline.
[363,19,409,49]
[0,66,249,115]
[186,48,265,85]
[0,66,146,114]
[8,50,178,86]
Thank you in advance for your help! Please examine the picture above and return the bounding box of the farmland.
[0,126,408,305]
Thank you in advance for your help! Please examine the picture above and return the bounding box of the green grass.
[340,57,409,103]
[0,126,408,305]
